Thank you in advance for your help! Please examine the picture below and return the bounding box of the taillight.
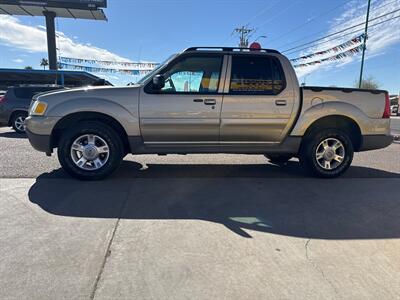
[383,93,390,119]
[0,95,6,103]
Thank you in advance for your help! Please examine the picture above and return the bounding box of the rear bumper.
[0,111,10,126]
[26,128,52,154]
[359,134,393,151]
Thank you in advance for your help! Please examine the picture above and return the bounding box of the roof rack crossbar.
[184,47,281,54]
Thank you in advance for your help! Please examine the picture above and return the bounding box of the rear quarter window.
[229,56,286,95]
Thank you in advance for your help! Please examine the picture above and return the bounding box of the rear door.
[140,54,226,144]
[220,54,295,143]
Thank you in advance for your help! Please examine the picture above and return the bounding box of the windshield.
[136,54,178,84]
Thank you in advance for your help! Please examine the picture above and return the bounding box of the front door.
[220,54,295,143]
[140,54,226,144]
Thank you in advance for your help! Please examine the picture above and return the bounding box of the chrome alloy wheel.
[70,134,110,171]
[14,116,26,132]
[315,138,345,170]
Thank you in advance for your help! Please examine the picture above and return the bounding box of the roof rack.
[183,47,281,54]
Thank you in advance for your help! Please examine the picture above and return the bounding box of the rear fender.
[291,101,388,136]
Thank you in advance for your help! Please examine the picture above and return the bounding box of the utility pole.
[358,0,372,88]
[234,26,254,48]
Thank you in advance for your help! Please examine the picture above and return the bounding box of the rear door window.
[229,56,286,95]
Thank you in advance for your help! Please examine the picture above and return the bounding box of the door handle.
[193,98,204,103]
[204,99,216,105]
[275,100,287,106]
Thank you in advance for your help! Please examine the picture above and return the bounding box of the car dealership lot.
[0,120,399,299]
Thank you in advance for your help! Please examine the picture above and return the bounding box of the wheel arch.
[301,115,362,151]
[8,109,28,126]
[51,111,131,153]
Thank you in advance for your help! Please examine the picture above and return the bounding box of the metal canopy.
[0,0,107,20]
[0,0,108,70]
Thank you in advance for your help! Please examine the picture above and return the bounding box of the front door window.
[159,56,223,94]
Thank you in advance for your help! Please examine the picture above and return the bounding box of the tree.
[24,66,33,70]
[354,76,380,89]
[40,58,49,70]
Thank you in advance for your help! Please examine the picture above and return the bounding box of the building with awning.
[0,68,111,90]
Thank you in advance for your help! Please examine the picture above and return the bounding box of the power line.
[285,14,400,56]
[253,0,302,29]
[276,0,398,49]
[241,0,282,26]
[281,7,400,53]
[267,1,349,44]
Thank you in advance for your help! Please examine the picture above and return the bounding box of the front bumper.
[359,134,394,151]
[26,128,52,154]
[25,116,60,154]
[0,111,9,126]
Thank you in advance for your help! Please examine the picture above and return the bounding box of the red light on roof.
[249,42,261,51]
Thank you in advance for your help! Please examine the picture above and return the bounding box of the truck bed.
[301,86,387,119]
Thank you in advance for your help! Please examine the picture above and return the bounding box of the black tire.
[265,154,293,165]
[57,121,124,180]
[300,129,354,178]
[11,111,27,134]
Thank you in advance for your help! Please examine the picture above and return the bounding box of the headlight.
[30,101,48,116]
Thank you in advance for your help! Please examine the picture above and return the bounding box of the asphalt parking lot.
[0,118,399,299]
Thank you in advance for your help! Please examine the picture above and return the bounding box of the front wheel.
[300,129,354,178]
[57,121,124,180]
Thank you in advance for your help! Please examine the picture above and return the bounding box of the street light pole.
[358,0,372,88]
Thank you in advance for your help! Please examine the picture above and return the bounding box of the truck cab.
[138,47,300,147]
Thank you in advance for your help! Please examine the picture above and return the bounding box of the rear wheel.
[11,111,27,133]
[300,129,354,178]
[57,121,124,180]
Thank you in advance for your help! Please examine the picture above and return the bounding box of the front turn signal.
[31,101,48,116]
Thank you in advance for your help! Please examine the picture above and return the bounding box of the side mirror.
[152,74,165,90]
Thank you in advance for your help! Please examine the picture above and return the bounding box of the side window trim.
[222,55,232,94]
[226,54,287,96]
[218,55,229,94]
[144,53,224,95]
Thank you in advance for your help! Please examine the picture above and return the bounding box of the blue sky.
[0,0,399,93]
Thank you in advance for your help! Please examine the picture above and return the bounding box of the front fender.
[291,101,386,136]
[47,97,140,136]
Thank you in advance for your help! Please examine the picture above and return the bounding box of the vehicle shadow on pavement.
[0,131,27,139]
[36,159,400,179]
[28,161,400,239]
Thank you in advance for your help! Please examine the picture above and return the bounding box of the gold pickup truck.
[25,47,393,180]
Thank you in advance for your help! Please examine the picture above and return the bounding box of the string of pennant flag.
[57,62,154,75]
[58,56,159,70]
[292,44,365,68]
[289,33,366,63]
[58,33,367,74]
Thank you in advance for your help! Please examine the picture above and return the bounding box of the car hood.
[35,84,141,101]
[32,84,142,118]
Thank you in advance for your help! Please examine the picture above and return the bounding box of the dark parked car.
[0,85,64,133]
